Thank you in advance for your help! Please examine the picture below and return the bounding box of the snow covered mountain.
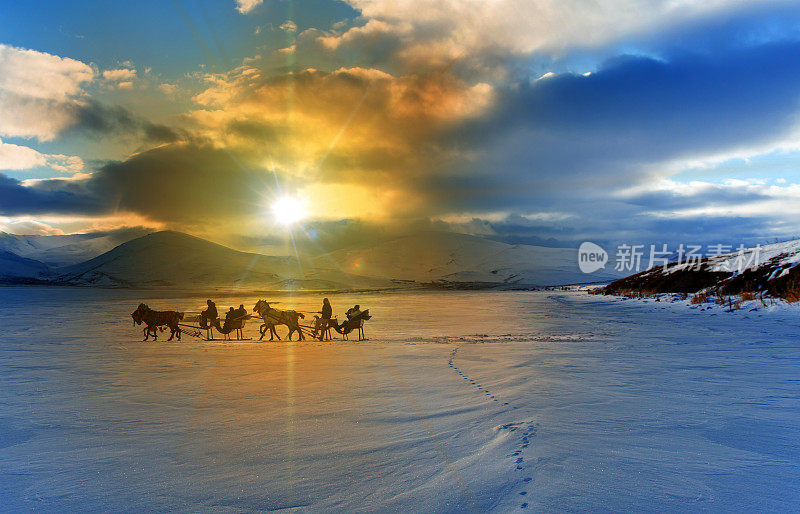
[5,230,613,289]
[55,231,387,289]
[0,230,146,267]
[314,231,618,287]
[0,250,50,282]
[600,238,800,299]
[57,231,283,288]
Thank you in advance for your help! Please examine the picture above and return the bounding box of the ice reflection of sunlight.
[285,343,297,502]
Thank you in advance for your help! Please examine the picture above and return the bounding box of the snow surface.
[1,287,799,511]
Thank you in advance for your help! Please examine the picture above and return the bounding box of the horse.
[131,303,184,341]
[253,300,306,341]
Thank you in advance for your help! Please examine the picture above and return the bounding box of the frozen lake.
[1,287,799,512]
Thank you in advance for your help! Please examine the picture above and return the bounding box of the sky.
[1,0,800,253]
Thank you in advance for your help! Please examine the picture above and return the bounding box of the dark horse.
[131,303,184,341]
[253,300,305,341]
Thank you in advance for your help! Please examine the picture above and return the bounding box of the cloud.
[235,0,262,14]
[0,138,84,174]
[323,0,774,70]
[102,68,136,82]
[191,64,493,179]
[0,219,65,236]
[65,98,184,145]
[82,143,272,223]
[0,139,48,171]
[435,40,800,212]
[280,20,298,33]
[0,142,261,222]
[159,83,178,95]
[0,173,101,216]
[0,44,95,141]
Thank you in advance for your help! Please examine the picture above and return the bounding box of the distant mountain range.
[0,230,617,289]
[0,250,50,283]
[0,230,148,267]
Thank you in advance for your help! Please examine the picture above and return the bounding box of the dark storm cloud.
[86,143,277,222]
[69,99,184,144]
[422,38,800,224]
[476,209,788,250]
[225,120,286,143]
[0,174,103,215]
[0,142,289,222]
[71,99,137,134]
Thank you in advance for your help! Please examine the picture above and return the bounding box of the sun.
[272,195,307,225]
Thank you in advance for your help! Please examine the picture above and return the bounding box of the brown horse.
[253,300,305,341]
[131,303,183,341]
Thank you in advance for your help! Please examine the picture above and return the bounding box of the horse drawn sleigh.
[130,300,371,342]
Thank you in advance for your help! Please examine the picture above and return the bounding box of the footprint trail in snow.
[448,345,538,509]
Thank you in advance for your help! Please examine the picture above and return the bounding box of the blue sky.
[1,0,800,250]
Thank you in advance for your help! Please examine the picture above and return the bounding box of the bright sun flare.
[272,195,307,225]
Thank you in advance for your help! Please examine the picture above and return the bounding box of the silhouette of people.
[200,299,218,329]
[316,298,333,341]
[234,304,247,320]
[346,304,361,320]
[222,307,236,332]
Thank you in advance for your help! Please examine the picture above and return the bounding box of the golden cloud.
[189,63,493,189]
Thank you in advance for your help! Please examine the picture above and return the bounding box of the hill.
[40,230,616,289]
[313,231,618,287]
[0,250,50,283]
[57,231,283,288]
[55,231,387,289]
[0,230,146,267]
[598,238,800,300]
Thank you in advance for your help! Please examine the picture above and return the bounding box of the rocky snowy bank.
[595,238,800,306]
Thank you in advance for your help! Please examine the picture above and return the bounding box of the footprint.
[521,502,528,509]
[520,491,527,496]
[523,477,532,483]
[516,457,523,463]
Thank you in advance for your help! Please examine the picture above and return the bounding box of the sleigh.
[188,314,252,341]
